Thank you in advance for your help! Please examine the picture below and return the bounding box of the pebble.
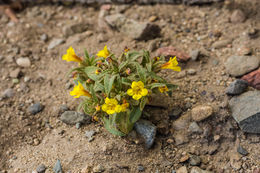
[24,76,31,82]
[242,69,260,90]
[187,69,197,75]
[229,91,260,133]
[16,57,31,67]
[36,164,46,173]
[188,122,203,133]
[190,167,212,173]
[237,46,251,55]
[40,34,48,42]
[134,119,157,149]
[191,105,213,122]
[60,111,91,125]
[176,166,188,173]
[105,13,160,40]
[190,49,200,61]
[149,15,158,22]
[230,9,246,23]
[211,39,232,49]
[189,155,201,166]
[48,38,65,50]
[53,160,62,173]
[59,104,69,114]
[92,164,105,173]
[224,55,260,77]
[12,78,19,84]
[172,113,191,130]
[137,165,145,172]
[169,106,182,120]
[237,145,249,156]
[156,46,190,61]
[174,132,189,145]
[62,23,88,37]
[226,79,248,95]
[28,102,44,115]
[10,68,21,78]
[85,130,96,142]
[2,88,14,98]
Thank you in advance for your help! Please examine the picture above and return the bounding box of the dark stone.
[134,120,156,149]
[169,107,182,120]
[237,145,248,156]
[229,91,260,133]
[60,111,91,125]
[137,165,145,172]
[53,160,62,173]
[28,103,44,115]
[226,79,248,95]
[36,164,46,173]
[189,155,201,166]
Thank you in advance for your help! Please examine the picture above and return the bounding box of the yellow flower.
[70,82,91,98]
[158,86,169,93]
[161,56,181,72]
[96,45,110,58]
[127,81,148,100]
[95,105,101,111]
[102,98,121,115]
[62,46,82,63]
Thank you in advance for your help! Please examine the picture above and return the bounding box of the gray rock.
[190,49,200,61]
[60,111,90,125]
[176,166,188,173]
[134,119,156,149]
[105,14,160,40]
[16,57,31,67]
[188,122,203,133]
[2,88,14,99]
[224,55,260,77]
[36,164,46,173]
[212,39,232,49]
[92,164,105,173]
[187,69,196,75]
[190,167,212,173]
[237,145,248,156]
[76,123,81,129]
[169,106,182,120]
[59,104,69,114]
[28,103,44,115]
[229,91,260,133]
[189,155,201,166]
[10,68,21,78]
[230,10,246,23]
[174,132,189,145]
[137,165,145,172]
[85,130,95,142]
[62,23,88,37]
[53,160,62,173]
[226,79,248,95]
[48,38,65,50]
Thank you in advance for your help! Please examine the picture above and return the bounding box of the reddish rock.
[156,46,190,61]
[242,69,260,89]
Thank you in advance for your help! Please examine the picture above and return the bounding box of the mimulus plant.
[63,46,181,136]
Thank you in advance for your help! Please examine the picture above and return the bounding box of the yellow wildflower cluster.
[101,98,129,115]
[70,82,91,98]
[127,81,148,100]
[161,56,181,72]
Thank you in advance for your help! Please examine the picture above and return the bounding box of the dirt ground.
[0,0,260,172]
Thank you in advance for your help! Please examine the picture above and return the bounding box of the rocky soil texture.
[0,0,260,172]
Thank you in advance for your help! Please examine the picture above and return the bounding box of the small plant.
[62,45,181,136]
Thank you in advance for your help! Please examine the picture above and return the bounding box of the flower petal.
[102,104,108,112]
[133,94,142,100]
[141,88,148,96]
[137,81,144,88]
[127,89,134,96]
[115,105,122,113]
[107,109,115,115]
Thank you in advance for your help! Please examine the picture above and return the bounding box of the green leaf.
[146,61,152,72]
[140,97,147,110]
[119,61,129,72]
[166,83,178,90]
[121,77,132,86]
[94,82,105,92]
[129,107,142,124]
[103,117,126,136]
[89,84,98,102]
[135,63,146,83]
[149,83,166,89]
[104,74,116,96]
[128,52,141,61]
[84,66,100,81]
